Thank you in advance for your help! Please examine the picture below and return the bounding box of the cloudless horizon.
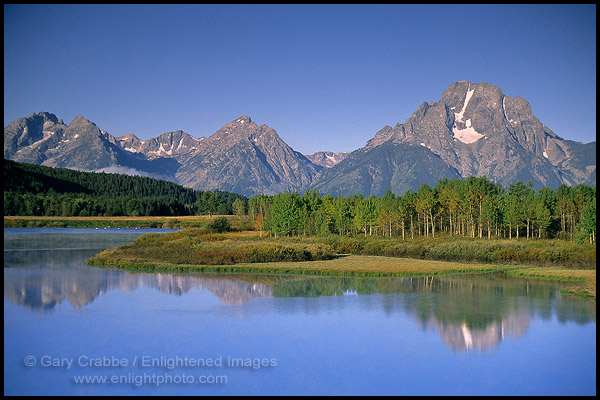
[4,4,596,155]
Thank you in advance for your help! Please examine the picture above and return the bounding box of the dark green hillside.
[3,159,247,217]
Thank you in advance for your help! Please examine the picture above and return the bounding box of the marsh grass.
[88,254,511,277]
[318,236,596,268]
[89,229,335,266]
[506,267,596,281]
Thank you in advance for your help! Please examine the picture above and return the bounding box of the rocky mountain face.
[4,112,182,180]
[4,81,595,197]
[305,151,350,168]
[311,141,462,197]
[172,116,322,195]
[313,81,595,195]
[4,113,321,196]
[116,130,202,159]
[4,113,124,168]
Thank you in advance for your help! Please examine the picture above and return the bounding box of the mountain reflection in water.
[4,230,596,353]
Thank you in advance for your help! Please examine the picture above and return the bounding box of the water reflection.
[4,230,596,353]
[4,268,273,309]
[270,273,596,352]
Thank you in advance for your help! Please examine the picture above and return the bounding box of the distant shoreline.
[3,215,231,229]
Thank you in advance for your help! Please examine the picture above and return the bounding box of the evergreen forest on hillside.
[3,159,247,217]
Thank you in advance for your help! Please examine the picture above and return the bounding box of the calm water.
[4,228,596,396]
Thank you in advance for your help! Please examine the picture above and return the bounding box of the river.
[3,228,596,395]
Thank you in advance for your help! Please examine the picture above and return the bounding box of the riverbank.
[3,215,253,229]
[86,229,596,299]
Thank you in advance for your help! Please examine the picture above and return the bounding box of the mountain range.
[4,81,595,197]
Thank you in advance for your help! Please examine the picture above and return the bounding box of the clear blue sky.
[4,4,596,155]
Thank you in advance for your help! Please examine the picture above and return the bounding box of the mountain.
[3,112,180,180]
[4,82,595,197]
[312,81,595,196]
[4,113,320,196]
[116,130,202,159]
[4,112,125,169]
[311,141,462,197]
[305,151,350,168]
[174,116,321,196]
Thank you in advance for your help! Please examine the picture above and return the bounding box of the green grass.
[505,267,596,281]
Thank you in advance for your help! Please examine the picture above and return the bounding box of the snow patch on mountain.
[452,84,484,144]
[453,126,485,144]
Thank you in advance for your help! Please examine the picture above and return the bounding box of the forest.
[3,159,247,217]
[248,177,596,244]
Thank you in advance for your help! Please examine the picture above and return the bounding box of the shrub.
[208,217,231,233]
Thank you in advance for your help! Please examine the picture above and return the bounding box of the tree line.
[246,177,596,243]
[3,159,248,217]
[3,159,595,243]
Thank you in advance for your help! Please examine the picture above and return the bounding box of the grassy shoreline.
[87,254,596,299]
[85,229,596,299]
[5,221,593,298]
[88,253,517,276]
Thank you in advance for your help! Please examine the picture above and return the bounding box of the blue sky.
[4,4,596,155]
